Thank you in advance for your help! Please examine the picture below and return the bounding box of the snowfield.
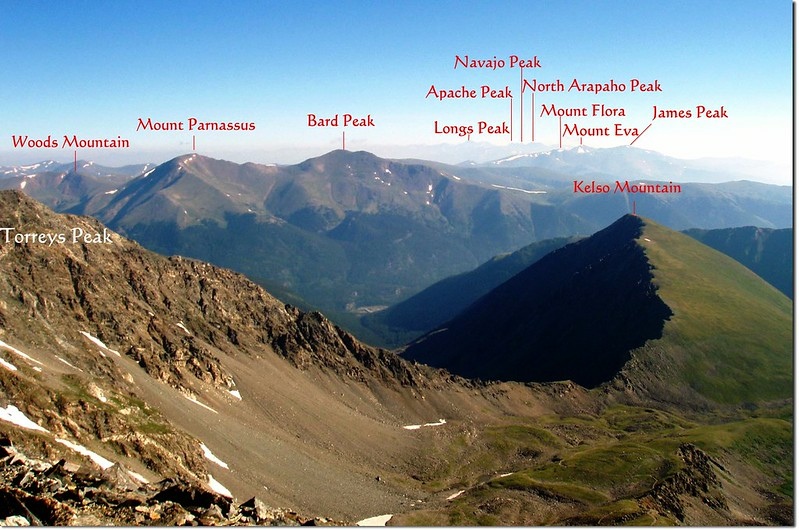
[207,474,233,497]
[0,405,48,432]
[79,331,121,356]
[201,442,230,469]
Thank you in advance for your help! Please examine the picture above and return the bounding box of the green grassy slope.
[639,218,792,403]
[390,404,793,526]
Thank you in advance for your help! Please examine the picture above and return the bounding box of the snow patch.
[56,356,82,371]
[499,472,513,478]
[142,168,156,178]
[643,238,652,242]
[493,153,543,164]
[207,475,233,497]
[0,358,17,372]
[452,175,461,180]
[104,189,118,195]
[0,405,48,432]
[19,180,26,190]
[0,340,43,365]
[490,184,547,194]
[404,418,446,430]
[127,470,149,484]
[356,514,393,526]
[447,490,465,500]
[183,394,218,414]
[56,438,114,470]
[228,389,242,400]
[201,443,230,469]
[176,322,191,335]
[80,331,121,357]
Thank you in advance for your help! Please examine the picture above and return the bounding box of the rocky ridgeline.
[646,443,728,522]
[0,438,343,526]
[0,189,441,397]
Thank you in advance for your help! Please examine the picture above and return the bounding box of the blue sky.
[0,0,792,181]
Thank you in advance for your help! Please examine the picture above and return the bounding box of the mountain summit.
[403,215,672,387]
[403,214,791,404]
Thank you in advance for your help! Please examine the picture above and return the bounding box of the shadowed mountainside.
[402,215,673,387]
[403,215,792,406]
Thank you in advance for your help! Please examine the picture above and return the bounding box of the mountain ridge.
[363,223,792,348]
[485,145,790,185]
[684,225,792,298]
[402,214,792,406]
[3,149,788,333]
[0,189,475,519]
[403,215,675,388]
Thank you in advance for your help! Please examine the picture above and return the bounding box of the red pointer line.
[74,150,77,172]
[510,98,513,142]
[192,135,196,151]
[342,131,346,151]
[629,121,654,146]
[520,67,524,143]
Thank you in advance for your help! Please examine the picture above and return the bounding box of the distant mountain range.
[684,226,792,299]
[0,159,154,180]
[483,145,789,185]
[0,148,791,339]
[354,143,790,185]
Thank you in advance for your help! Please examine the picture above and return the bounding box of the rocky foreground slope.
[0,189,470,521]
[0,437,345,526]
